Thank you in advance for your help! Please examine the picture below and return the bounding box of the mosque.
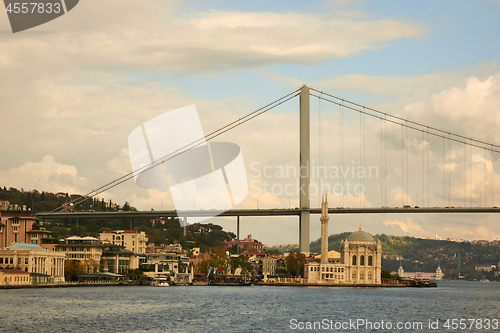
[304,195,382,285]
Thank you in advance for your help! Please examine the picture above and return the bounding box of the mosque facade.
[304,195,382,285]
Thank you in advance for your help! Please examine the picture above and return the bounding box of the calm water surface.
[1,282,499,332]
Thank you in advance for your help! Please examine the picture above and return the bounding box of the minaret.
[398,260,404,277]
[436,263,443,280]
[320,194,329,264]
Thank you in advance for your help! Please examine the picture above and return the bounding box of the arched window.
[367,271,373,280]
[352,255,357,265]
[360,255,365,266]
[368,256,373,266]
[352,272,356,279]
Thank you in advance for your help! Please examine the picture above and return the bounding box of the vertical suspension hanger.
[405,120,410,204]
[427,128,430,208]
[442,136,446,207]
[339,100,343,208]
[448,132,451,206]
[363,108,366,208]
[485,147,487,207]
[470,139,472,207]
[384,116,387,207]
[380,117,384,207]
[417,130,425,207]
[359,108,362,208]
[492,144,494,208]
[464,142,466,208]
[401,123,404,207]
[319,92,322,207]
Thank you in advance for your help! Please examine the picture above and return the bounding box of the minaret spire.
[320,193,329,264]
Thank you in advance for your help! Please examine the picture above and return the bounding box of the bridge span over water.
[36,206,500,220]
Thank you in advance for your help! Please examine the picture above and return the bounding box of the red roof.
[241,251,273,257]
[0,269,29,274]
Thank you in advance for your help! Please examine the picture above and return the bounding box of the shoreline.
[0,282,410,289]
[256,282,408,288]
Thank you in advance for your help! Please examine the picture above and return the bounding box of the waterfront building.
[262,256,277,276]
[99,230,148,254]
[140,252,193,284]
[304,195,382,285]
[0,268,31,285]
[99,244,139,274]
[0,243,65,283]
[397,263,444,280]
[55,236,104,273]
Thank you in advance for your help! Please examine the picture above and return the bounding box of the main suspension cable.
[51,88,301,212]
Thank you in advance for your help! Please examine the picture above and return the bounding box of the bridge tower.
[299,85,310,253]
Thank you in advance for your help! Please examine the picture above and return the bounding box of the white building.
[0,243,65,283]
[398,263,444,280]
[305,195,382,285]
[99,230,148,254]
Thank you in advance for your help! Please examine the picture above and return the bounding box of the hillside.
[0,187,235,251]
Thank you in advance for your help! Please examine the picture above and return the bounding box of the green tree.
[286,252,306,277]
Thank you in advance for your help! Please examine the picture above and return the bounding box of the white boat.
[151,277,169,287]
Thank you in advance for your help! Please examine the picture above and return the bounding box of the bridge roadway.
[36,207,500,220]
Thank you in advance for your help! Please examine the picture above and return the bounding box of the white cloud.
[0,155,88,194]
[442,225,500,241]
[0,3,425,77]
[384,218,422,236]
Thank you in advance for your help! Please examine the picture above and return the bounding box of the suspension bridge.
[37,85,500,253]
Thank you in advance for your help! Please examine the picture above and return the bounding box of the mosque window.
[368,256,373,266]
[360,255,365,265]
[352,272,356,279]
[352,255,357,265]
[368,272,373,280]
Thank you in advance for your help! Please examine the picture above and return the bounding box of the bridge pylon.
[299,85,310,253]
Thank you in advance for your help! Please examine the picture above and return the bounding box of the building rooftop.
[0,269,30,274]
[347,227,375,242]
[0,242,46,251]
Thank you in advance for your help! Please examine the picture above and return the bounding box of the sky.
[1,0,500,245]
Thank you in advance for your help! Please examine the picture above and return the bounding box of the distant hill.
[310,233,500,280]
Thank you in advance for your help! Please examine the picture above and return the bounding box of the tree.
[229,256,254,275]
[286,252,306,277]
[64,260,87,281]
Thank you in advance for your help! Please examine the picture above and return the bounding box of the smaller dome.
[347,228,375,242]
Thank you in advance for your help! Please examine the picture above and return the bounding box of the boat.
[151,276,169,287]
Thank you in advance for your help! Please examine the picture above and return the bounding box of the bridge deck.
[36,207,500,219]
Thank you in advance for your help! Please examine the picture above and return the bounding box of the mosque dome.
[347,226,375,242]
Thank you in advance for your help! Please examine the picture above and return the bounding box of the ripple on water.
[0,282,499,332]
